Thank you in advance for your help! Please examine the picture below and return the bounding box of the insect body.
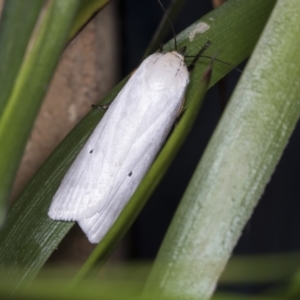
[48,50,189,243]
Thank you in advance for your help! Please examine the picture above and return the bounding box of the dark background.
[120,0,300,263]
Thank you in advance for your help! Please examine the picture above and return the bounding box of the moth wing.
[78,101,181,243]
[48,54,166,221]
[48,52,189,234]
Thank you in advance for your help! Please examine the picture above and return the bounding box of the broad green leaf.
[0,0,275,290]
[0,0,80,290]
[144,0,300,299]
[0,0,44,224]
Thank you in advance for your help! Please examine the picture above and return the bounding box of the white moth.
[48,50,190,243]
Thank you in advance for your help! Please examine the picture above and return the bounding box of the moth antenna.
[185,48,243,74]
[200,56,243,73]
[157,0,177,51]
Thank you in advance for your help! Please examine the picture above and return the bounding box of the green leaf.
[70,0,111,39]
[0,0,80,290]
[0,0,44,224]
[144,0,300,299]
[0,0,275,290]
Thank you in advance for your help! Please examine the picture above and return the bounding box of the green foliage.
[0,0,80,225]
[0,0,300,299]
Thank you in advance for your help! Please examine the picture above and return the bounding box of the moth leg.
[91,104,110,110]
